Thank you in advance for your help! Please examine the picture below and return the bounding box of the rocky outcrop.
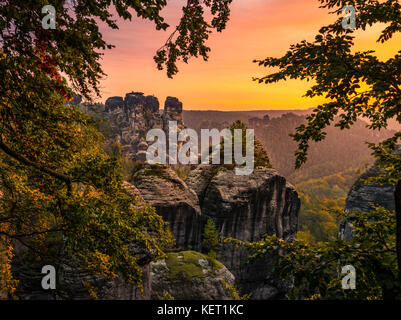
[150,251,235,300]
[162,97,183,128]
[345,166,395,212]
[104,96,124,112]
[104,92,185,162]
[130,162,300,299]
[340,166,396,241]
[186,165,298,241]
[131,164,203,250]
[186,165,299,299]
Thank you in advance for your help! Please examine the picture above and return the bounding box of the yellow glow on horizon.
[98,0,401,111]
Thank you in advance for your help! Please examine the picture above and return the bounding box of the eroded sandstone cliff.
[186,165,300,299]
[132,164,300,299]
[340,166,396,241]
[131,164,202,250]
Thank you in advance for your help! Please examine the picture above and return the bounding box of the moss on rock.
[165,251,222,280]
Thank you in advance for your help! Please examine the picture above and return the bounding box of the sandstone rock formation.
[150,251,235,300]
[131,164,202,250]
[186,165,300,299]
[12,158,299,301]
[186,165,299,242]
[104,92,184,162]
[340,166,396,241]
[345,166,395,213]
[131,163,300,299]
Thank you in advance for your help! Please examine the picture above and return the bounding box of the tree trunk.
[394,181,401,273]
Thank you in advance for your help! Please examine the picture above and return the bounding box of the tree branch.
[0,140,72,194]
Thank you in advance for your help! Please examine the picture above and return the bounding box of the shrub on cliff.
[202,219,219,254]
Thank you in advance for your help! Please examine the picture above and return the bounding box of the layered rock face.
[345,166,395,212]
[150,251,235,300]
[186,165,299,242]
[340,166,396,241]
[131,164,202,250]
[104,92,184,162]
[186,165,300,299]
[131,164,300,299]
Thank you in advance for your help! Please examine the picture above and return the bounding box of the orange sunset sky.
[98,0,401,110]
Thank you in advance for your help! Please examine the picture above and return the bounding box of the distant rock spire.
[104,91,185,162]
